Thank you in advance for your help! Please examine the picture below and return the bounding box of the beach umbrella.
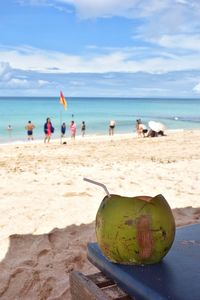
[156,122,166,131]
[148,121,166,132]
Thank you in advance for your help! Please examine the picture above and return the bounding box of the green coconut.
[95,194,176,265]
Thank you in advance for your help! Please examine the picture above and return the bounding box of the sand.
[0,129,200,299]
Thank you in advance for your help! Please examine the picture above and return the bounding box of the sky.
[1,0,200,97]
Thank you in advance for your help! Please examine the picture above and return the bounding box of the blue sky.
[1,0,200,97]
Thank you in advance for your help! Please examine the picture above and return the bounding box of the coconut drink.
[84,178,176,265]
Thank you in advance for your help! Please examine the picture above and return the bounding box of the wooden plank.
[87,272,115,288]
[102,284,134,300]
[69,271,112,300]
[87,272,133,299]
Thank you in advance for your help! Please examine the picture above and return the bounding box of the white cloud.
[18,0,140,17]
[17,0,200,19]
[38,79,49,87]
[0,59,52,89]
[3,1,200,89]
[2,44,200,75]
[176,0,188,4]
[175,0,200,9]
[193,82,200,93]
[149,34,200,51]
[2,0,200,97]
[6,78,30,88]
[0,77,51,89]
[0,62,12,81]
[71,0,140,19]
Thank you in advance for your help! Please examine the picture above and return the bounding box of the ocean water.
[0,97,200,143]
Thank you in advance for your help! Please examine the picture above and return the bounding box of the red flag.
[60,91,67,110]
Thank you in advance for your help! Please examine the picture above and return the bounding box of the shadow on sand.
[0,222,97,300]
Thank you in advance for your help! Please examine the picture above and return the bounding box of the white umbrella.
[156,122,166,131]
[148,121,165,132]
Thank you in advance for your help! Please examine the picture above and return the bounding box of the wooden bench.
[70,224,200,300]
[70,271,133,300]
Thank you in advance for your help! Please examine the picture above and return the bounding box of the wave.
[131,114,200,124]
[169,116,200,123]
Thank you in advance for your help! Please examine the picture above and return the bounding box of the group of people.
[60,120,86,142]
[108,119,165,138]
[8,118,164,142]
[23,118,116,142]
[135,119,165,138]
[24,118,86,143]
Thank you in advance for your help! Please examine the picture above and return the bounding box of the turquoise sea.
[0,97,200,143]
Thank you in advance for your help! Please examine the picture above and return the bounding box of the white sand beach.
[0,130,200,299]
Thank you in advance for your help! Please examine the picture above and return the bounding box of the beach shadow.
[172,206,200,227]
[0,222,97,300]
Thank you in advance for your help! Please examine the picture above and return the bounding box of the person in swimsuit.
[44,117,54,143]
[61,122,66,137]
[70,120,76,140]
[136,119,148,137]
[81,121,86,137]
[136,119,143,137]
[60,122,67,144]
[25,121,35,140]
[109,120,116,136]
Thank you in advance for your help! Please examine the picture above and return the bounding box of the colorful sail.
[60,91,67,110]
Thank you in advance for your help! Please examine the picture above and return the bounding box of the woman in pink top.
[44,117,54,143]
[70,120,76,140]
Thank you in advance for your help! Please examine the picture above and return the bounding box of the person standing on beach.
[136,119,143,137]
[81,121,86,137]
[44,117,54,143]
[25,121,35,140]
[61,122,67,144]
[109,120,116,136]
[70,120,76,140]
[61,122,66,137]
[136,119,147,137]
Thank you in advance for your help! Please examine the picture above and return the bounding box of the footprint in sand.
[63,191,91,197]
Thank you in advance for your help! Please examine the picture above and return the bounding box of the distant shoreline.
[1,97,199,143]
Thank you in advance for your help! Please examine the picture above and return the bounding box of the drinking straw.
[83,178,111,198]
